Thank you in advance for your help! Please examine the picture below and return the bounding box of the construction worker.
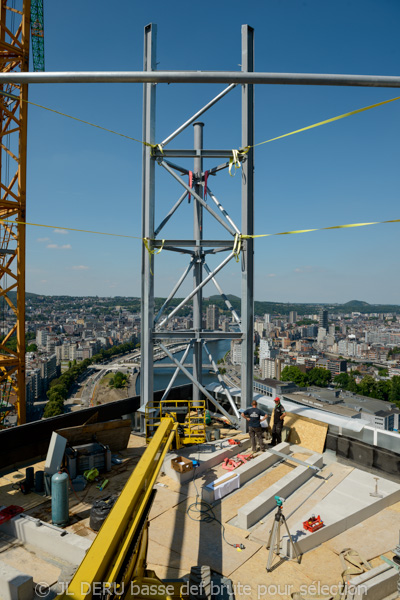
[242,400,268,453]
[271,397,286,446]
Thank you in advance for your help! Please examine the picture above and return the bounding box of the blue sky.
[25,0,400,304]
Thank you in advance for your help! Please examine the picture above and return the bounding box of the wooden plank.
[285,412,328,453]
[56,419,132,452]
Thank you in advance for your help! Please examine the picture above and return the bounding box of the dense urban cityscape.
[2,293,398,434]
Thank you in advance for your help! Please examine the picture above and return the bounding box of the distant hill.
[19,293,400,316]
[342,300,370,307]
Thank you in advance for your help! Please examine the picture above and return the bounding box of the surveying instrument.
[266,496,301,571]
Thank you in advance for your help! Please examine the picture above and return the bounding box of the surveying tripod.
[266,496,301,571]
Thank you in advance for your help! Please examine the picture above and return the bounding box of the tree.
[334,373,350,388]
[109,371,128,389]
[389,376,400,406]
[378,368,388,377]
[307,367,331,387]
[358,375,378,398]
[347,375,359,393]
[281,366,308,387]
[375,380,390,402]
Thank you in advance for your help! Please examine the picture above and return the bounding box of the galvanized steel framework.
[0,23,399,425]
[140,24,254,426]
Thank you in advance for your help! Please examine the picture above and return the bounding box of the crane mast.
[0,0,30,425]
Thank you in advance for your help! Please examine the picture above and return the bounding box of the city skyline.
[25,1,400,302]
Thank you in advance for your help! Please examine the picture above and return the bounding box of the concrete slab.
[162,438,251,484]
[0,516,92,565]
[249,461,353,544]
[235,453,324,530]
[0,560,33,600]
[287,469,400,558]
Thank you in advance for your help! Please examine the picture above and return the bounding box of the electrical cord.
[185,450,245,550]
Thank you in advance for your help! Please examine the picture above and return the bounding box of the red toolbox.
[0,505,24,525]
[303,515,324,533]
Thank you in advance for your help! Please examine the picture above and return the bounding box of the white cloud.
[40,279,47,283]
[37,237,51,242]
[71,265,89,270]
[54,229,68,235]
[46,243,72,250]
[268,273,276,277]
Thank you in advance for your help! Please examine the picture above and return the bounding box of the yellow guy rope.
[0,219,142,239]
[241,219,400,240]
[239,95,400,155]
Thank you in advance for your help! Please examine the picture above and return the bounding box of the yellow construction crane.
[0,0,44,425]
[0,0,30,425]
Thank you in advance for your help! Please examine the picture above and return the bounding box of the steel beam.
[240,25,255,429]
[140,24,157,414]
[154,190,188,236]
[160,342,192,401]
[3,71,400,87]
[153,331,243,340]
[154,259,194,324]
[154,150,236,158]
[203,341,240,419]
[157,251,236,329]
[204,263,241,325]
[159,343,238,425]
[192,122,203,402]
[153,240,235,248]
[161,84,237,147]
[158,160,236,236]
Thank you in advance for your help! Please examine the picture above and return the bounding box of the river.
[135,338,231,393]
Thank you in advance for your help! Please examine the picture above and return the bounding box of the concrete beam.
[0,561,33,600]
[287,469,400,558]
[0,516,91,565]
[348,562,398,600]
[234,442,290,486]
[202,442,291,504]
[162,438,251,484]
[236,452,323,530]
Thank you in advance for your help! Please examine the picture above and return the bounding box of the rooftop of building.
[1,387,400,600]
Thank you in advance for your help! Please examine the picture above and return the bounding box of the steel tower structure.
[140,24,254,426]
[0,0,30,425]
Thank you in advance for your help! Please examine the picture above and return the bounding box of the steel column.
[240,25,255,428]
[140,24,157,413]
[192,122,204,402]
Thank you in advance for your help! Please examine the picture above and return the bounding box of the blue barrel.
[51,471,69,526]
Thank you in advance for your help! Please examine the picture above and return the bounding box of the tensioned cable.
[2,217,400,242]
[0,219,142,239]
[0,90,153,147]
[0,91,398,155]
